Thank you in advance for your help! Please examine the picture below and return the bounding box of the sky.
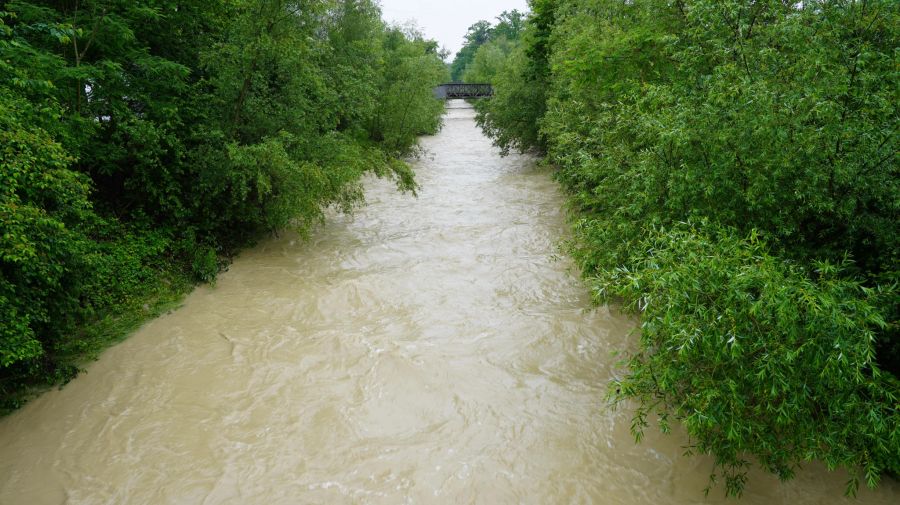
[378,0,530,58]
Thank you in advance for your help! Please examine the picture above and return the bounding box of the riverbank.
[470,1,900,494]
[1,1,448,412]
[1,102,898,504]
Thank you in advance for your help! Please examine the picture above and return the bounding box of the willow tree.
[476,0,899,496]
[0,0,447,411]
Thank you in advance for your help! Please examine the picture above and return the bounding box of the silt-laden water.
[0,102,896,504]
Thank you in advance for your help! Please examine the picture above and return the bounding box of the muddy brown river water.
[0,102,897,504]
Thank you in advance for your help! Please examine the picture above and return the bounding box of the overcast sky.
[378,0,529,58]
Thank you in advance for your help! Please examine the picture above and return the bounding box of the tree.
[0,0,447,411]
[449,12,527,82]
[461,37,515,84]
[475,0,900,496]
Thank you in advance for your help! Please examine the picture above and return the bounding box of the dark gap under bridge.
[433,83,493,100]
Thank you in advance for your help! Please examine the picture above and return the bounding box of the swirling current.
[0,102,896,504]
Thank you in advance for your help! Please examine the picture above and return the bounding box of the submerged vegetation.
[0,0,447,412]
[473,0,899,497]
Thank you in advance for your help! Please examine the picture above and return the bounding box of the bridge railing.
[433,83,493,100]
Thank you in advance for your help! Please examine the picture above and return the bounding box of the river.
[0,102,896,504]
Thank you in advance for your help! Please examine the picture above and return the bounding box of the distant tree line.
[448,10,525,83]
[473,0,898,497]
[0,0,447,411]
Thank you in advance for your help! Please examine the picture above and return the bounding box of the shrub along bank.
[0,0,447,413]
[475,0,899,496]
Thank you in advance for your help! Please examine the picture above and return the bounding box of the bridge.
[433,83,493,100]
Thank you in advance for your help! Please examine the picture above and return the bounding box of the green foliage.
[491,10,526,42]
[369,26,449,154]
[473,1,555,154]
[0,88,90,369]
[461,37,516,84]
[597,222,899,495]
[472,44,546,155]
[449,10,526,82]
[0,0,446,411]
[475,0,900,496]
[449,20,491,82]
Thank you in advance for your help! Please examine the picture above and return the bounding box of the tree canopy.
[449,10,526,82]
[0,0,447,411]
[474,0,899,496]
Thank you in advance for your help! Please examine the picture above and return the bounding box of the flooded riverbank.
[0,102,896,504]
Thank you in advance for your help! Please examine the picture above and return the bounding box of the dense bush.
[476,0,899,496]
[0,0,447,411]
[0,90,91,370]
[591,221,899,495]
[473,0,554,153]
